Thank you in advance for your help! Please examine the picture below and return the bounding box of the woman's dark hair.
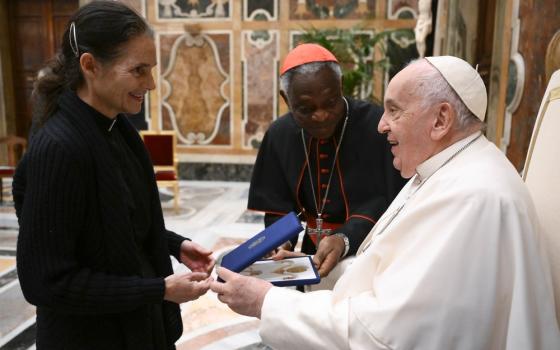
[32,0,152,126]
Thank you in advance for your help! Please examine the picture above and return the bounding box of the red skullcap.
[280,43,339,75]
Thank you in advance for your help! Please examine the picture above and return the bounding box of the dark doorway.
[7,0,78,137]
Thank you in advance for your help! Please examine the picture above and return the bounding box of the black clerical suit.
[248,98,405,256]
[14,90,185,349]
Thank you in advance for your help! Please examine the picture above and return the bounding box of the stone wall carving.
[244,0,277,20]
[242,30,279,149]
[387,0,418,19]
[160,31,231,146]
[132,0,418,162]
[290,0,374,19]
[158,0,231,20]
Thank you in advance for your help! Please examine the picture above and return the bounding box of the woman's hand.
[180,240,215,274]
[164,271,212,304]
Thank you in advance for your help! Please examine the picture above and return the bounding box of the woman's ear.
[79,53,97,80]
[430,102,454,141]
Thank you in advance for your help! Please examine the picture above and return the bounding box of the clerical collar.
[88,107,118,134]
[91,111,118,133]
[415,131,482,183]
[70,92,119,133]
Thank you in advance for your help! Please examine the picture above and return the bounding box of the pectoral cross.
[307,215,332,245]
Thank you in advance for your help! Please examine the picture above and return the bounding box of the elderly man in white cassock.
[210,56,560,349]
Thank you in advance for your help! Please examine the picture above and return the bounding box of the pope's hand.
[180,240,215,274]
[164,271,212,304]
[210,267,272,318]
[313,234,345,277]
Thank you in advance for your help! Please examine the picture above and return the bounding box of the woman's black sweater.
[14,91,186,349]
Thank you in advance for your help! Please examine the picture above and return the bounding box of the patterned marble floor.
[0,180,274,350]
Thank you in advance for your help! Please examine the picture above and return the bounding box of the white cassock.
[259,132,560,349]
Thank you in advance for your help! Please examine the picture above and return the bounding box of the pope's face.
[90,34,156,118]
[285,66,346,139]
[378,62,436,178]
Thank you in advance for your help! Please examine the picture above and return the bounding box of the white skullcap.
[425,56,487,121]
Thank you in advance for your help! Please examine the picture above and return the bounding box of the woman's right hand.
[163,272,212,304]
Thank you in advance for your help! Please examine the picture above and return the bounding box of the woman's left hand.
[180,240,215,274]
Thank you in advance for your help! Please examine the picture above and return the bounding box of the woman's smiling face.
[89,34,157,118]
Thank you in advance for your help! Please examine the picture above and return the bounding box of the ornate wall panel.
[136,0,417,163]
[159,31,232,146]
[289,0,375,19]
[242,30,279,149]
[290,29,379,100]
[387,0,418,19]
[244,0,277,21]
[157,0,231,21]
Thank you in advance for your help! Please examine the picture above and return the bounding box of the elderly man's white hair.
[279,61,342,95]
[408,58,485,131]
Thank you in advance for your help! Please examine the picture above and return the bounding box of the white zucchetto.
[425,56,487,121]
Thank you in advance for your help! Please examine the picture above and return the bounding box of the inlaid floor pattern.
[0,180,274,350]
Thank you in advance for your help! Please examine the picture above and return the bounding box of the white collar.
[416,131,482,182]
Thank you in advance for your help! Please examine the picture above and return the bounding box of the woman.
[14,2,214,349]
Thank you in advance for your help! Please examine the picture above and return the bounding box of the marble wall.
[508,0,560,171]
[107,0,418,174]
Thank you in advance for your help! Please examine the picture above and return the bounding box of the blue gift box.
[219,212,320,286]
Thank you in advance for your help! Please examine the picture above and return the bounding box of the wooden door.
[8,0,78,137]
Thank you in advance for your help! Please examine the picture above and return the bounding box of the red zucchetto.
[280,43,339,76]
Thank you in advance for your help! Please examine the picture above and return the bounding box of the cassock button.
[319,139,328,145]
[319,153,328,159]
[320,168,329,174]
[321,184,328,189]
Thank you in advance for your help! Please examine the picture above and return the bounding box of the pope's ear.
[430,102,454,141]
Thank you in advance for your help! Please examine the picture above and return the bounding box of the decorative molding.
[432,0,449,56]
[390,30,416,48]
[157,0,232,21]
[139,0,422,160]
[159,31,232,147]
[241,30,279,150]
[244,0,278,21]
[290,0,374,20]
[501,0,524,153]
[387,0,418,19]
[486,0,514,149]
